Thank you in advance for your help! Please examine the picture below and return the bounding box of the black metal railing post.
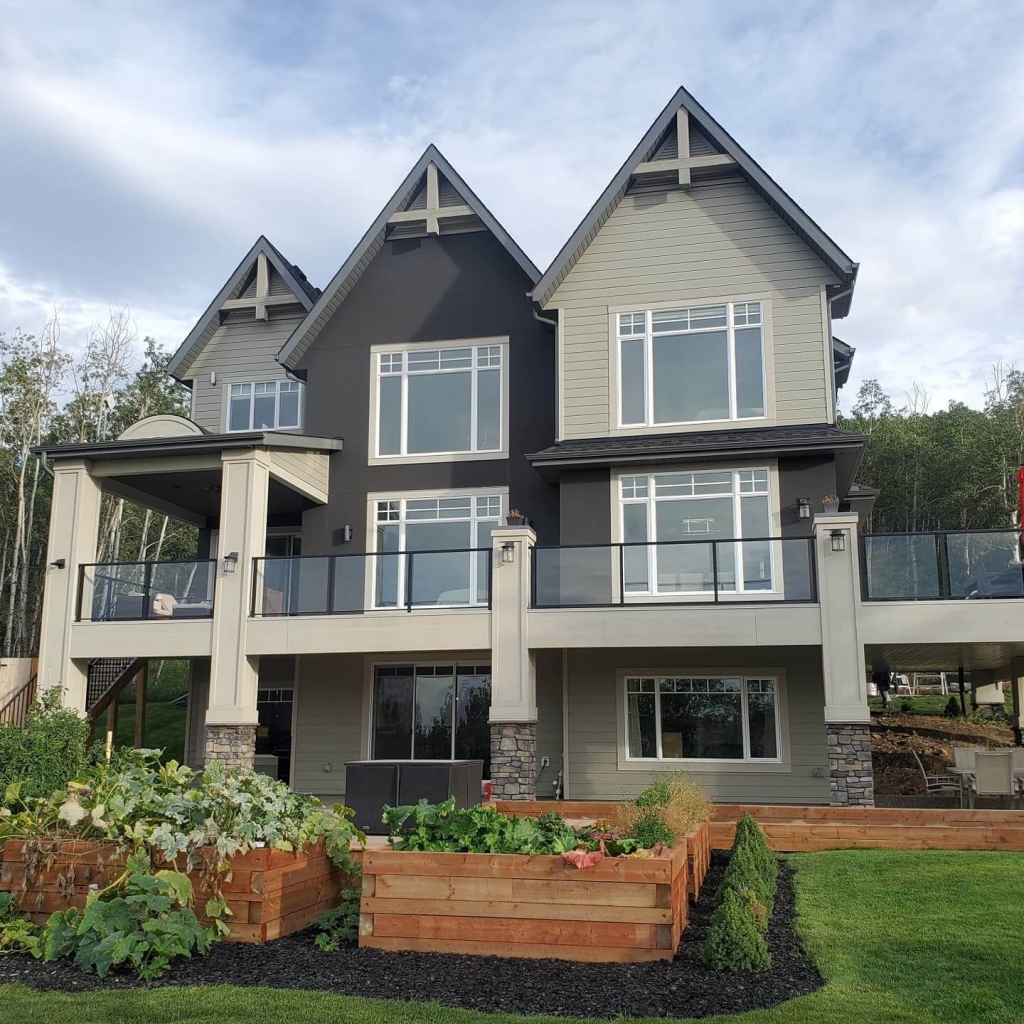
[76,564,86,622]
[250,557,259,618]
[405,552,414,612]
[711,542,720,603]
[529,546,536,609]
[326,555,336,615]
[141,561,153,620]
[618,544,626,606]
[811,536,820,603]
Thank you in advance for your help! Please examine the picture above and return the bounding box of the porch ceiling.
[866,641,1024,673]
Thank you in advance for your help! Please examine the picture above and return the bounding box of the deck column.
[489,526,537,799]
[1010,657,1024,747]
[36,459,102,713]
[204,450,269,768]
[814,513,873,806]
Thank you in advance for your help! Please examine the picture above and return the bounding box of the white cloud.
[0,0,1022,409]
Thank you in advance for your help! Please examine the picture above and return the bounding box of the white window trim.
[224,378,305,432]
[615,667,791,773]
[361,655,493,761]
[368,337,510,465]
[609,461,786,603]
[363,486,507,611]
[607,295,776,437]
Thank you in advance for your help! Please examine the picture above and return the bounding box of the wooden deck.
[492,802,1024,853]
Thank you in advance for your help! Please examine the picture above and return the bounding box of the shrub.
[943,696,962,718]
[703,886,770,972]
[720,840,773,916]
[628,810,675,849]
[733,814,777,901]
[0,689,94,802]
[616,773,713,838]
[313,888,361,951]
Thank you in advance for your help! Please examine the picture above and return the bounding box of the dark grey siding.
[777,456,838,536]
[294,231,558,553]
[558,469,611,544]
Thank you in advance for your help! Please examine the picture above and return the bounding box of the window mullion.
[733,472,745,593]
[400,355,409,457]
[645,311,653,426]
[727,303,737,421]
[741,678,751,761]
[470,348,479,454]
[654,678,663,759]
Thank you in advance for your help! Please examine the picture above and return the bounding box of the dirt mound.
[872,714,1013,796]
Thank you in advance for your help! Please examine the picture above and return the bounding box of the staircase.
[86,657,146,721]
[0,673,37,726]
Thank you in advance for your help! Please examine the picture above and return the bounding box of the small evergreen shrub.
[703,886,770,972]
[943,696,962,718]
[733,814,778,901]
[720,841,773,915]
[628,810,675,849]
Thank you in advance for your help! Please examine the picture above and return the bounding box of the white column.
[36,460,102,712]
[488,526,536,722]
[813,512,869,723]
[206,450,269,730]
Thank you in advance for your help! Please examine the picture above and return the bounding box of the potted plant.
[505,508,526,526]
[822,494,841,514]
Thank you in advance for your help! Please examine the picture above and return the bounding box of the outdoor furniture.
[952,747,977,770]
[969,751,1019,809]
[912,749,960,796]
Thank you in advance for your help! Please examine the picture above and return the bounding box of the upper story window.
[228,380,303,432]
[374,340,506,461]
[618,301,765,427]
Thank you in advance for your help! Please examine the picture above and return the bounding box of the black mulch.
[0,853,823,1019]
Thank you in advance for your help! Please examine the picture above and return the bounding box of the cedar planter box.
[684,821,711,900]
[359,840,691,962]
[0,838,352,944]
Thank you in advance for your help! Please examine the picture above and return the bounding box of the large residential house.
[32,88,1024,807]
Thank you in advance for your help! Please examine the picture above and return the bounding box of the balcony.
[250,549,493,616]
[77,559,216,621]
[860,530,1024,601]
[531,537,817,608]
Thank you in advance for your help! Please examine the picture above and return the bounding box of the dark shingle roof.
[527,424,866,467]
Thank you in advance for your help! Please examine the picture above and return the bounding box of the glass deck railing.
[77,560,216,621]
[251,549,493,616]
[530,537,817,608]
[860,530,1024,600]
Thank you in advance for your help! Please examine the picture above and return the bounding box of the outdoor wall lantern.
[501,541,516,564]
[223,550,239,573]
[797,497,811,520]
[830,530,846,553]
[49,558,66,569]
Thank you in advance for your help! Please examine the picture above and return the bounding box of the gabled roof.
[530,86,859,316]
[832,336,856,390]
[276,145,541,368]
[167,236,319,380]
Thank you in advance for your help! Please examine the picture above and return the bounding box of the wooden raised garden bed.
[359,839,692,962]
[0,838,352,944]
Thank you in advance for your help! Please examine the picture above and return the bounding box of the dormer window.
[618,301,766,427]
[227,380,303,432]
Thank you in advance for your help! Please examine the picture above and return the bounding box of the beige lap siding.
[564,646,830,804]
[550,174,839,439]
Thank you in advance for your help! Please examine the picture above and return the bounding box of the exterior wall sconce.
[830,530,846,553]
[501,542,516,564]
[223,551,239,573]
[797,497,811,520]
[49,558,66,569]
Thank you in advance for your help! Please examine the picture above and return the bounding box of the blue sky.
[2,0,1023,410]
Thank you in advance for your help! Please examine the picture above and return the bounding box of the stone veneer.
[827,723,874,806]
[489,722,537,800]
[204,724,256,769]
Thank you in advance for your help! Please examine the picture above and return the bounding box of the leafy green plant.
[0,689,95,803]
[0,891,41,956]
[616,772,713,839]
[313,889,361,952]
[628,810,675,849]
[38,864,215,980]
[703,886,771,971]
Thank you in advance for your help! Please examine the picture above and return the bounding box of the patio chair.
[969,751,1019,809]
[912,749,960,797]
[953,747,977,771]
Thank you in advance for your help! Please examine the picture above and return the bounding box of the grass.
[3,849,1023,1023]
[111,700,187,763]
[869,692,1014,717]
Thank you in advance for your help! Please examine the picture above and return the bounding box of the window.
[373,493,503,607]
[620,468,774,595]
[618,302,765,427]
[375,342,504,458]
[372,664,492,774]
[625,675,779,762]
[228,380,303,431]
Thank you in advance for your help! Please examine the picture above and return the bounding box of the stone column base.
[204,724,256,770]
[490,722,537,800]
[827,722,874,806]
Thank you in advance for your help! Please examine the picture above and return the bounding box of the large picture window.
[375,342,504,458]
[618,301,765,427]
[620,468,774,596]
[372,664,492,774]
[625,674,780,762]
[373,493,503,608]
[228,380,303,431]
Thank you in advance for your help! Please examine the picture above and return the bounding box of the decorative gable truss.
[631,108,736,190]
[387,161,478,237]
[167,237,319,380]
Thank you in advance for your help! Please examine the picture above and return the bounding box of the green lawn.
[869,692,1014,716]
[111,700,187,763]
[2,850,1022,1023]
